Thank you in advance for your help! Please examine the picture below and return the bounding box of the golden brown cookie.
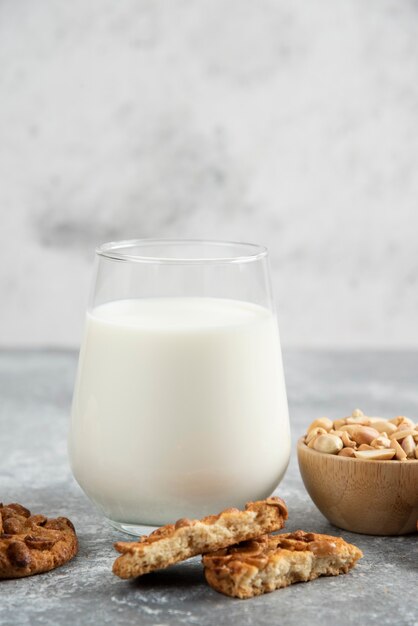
[203,530,363,598]
[0,502,78,579]
[113,497,288,579]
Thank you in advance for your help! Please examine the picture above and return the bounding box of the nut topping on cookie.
[7,542,32,568]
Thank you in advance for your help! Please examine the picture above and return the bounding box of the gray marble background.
[1,0,418,348]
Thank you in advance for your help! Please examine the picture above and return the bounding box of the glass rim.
[96,239,268,264]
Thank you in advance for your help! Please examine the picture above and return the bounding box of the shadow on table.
[129,561,206,590]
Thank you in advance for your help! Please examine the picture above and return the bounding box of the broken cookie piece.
[203,530,362,598]
[113,497,288,579]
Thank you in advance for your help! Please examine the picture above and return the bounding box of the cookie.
[0,502,78,579]
[203,530,363,598]
[113,497,288,579]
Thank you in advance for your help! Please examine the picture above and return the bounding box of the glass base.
[107,518,159,537]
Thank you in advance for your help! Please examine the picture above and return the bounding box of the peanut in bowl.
[297,410,418,536]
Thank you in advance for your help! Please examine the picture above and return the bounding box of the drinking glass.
[69,239,290,535]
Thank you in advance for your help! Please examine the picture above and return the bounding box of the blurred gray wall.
[1,0,418,348]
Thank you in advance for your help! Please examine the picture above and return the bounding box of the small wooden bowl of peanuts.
[297,409,418,535]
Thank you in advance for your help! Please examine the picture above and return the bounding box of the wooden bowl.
[297,437,418,535]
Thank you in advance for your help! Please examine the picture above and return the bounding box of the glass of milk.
[69,240,290,534]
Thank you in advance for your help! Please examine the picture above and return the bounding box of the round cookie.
[0,502,78,579]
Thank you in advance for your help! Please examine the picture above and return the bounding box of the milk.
[69,297,290,526]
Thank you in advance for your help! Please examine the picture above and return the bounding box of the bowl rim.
[297,436,418,464]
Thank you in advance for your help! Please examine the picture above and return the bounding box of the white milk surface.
[69,298,290,525]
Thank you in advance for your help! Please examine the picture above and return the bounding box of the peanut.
[312,434,343,455]
[3,517,23,534]
[307,437,319,449]
[372,421,397,434]
[339,424,361,434]
[390,438,407,461]
[391,429,418,441]
[306,427,327,444]
[24,535,58,550]
[341,431,356,448]
[6,504,31,518]
[389,416,415,428]
[329,429,345,438]
[354,449,396,460]
[370,436,391,449]
[6,541,31,568]
[345,417,371,426]
[401,435,415,458]
[349,426,380,445]
[307,418,333,433]
[338,447,356,458]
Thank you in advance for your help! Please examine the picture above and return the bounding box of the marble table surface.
[0,350,417,626]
